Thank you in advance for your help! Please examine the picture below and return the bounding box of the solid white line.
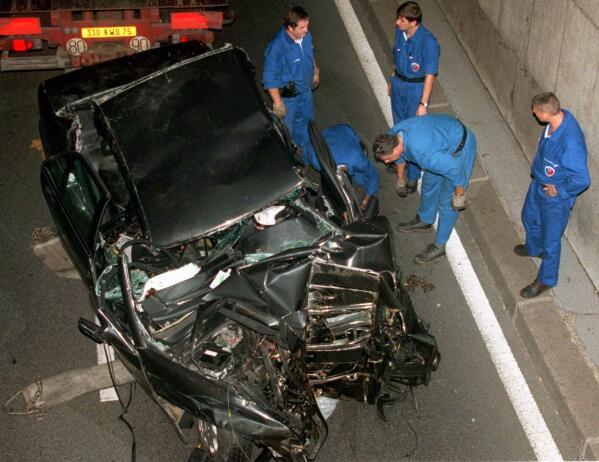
[332,2,393,128]
[333,1,562,460]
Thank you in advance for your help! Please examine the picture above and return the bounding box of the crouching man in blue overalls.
[309,124,380,209]
[516,93,590,298]
[263,6,319,166]
[373,114,477,263]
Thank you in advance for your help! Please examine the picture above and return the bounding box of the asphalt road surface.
[0,1,580,460]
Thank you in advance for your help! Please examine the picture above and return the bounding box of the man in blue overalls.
[388,2,440,197]
[516,93,590,298]
[374,114,476,263]
[310,124,380,209]
[263,6,319,166]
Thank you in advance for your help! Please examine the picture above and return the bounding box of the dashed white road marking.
[333,1,562,460]
[95,317,118,402]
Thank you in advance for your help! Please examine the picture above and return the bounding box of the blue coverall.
[263,27,316,165]
[391,114,476,245]
[391,24,440,184]
[316,124,380,197]
[522,110,590,287]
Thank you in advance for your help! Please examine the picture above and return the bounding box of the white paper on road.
[333,0,562,460]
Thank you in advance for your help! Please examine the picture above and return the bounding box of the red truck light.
[171,12,208,30]
[171,11,223,30]
[9,37,42,51]
[12,38,31,51]
[0,17,42,35]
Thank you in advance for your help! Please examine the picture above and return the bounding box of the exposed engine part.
[190,324,246,380]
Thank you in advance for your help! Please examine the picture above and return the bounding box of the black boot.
[520,280,551,298]
[396,215,432,233]
[514,244,543,258]
[414,243,446,264]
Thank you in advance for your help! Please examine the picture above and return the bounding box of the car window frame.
[41,151,112,287]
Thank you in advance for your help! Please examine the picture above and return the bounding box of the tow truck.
[0,0,232,71]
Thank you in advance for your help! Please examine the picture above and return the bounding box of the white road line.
[333,1,562,460]
[95,317,118,402]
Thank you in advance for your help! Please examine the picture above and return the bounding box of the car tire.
[196,418,253,462]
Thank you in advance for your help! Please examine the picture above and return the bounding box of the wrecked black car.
[37,41,439,461]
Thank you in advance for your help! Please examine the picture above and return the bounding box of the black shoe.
[520,280,551,298]
[414,243,446,264]
[406,181,417,194]
[514,244,543,258]
[396,216,432,233]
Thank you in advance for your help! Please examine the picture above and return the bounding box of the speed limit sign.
[66,38,88,56]
[129,36,151,52]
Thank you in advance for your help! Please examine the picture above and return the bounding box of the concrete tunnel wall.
[435,0,599,289]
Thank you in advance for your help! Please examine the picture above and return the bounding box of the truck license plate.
[81,26,137,39]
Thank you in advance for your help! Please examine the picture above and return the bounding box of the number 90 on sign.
[130,36,150,52]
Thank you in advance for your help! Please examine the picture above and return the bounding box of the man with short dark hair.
[389,1,440,198]
[263,6,319,166]
[515,92,590,298]
[374,114,476,263]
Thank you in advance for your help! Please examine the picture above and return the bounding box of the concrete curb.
[515,301,599,460]
[354,0,599,458]
[466,179,599,460]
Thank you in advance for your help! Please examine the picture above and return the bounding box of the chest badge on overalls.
[544,165,556,177]
[411,62,420,72]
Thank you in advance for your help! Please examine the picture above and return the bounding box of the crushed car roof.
[98,47,303,246]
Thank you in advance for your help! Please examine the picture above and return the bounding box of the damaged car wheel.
[196,419,253,462]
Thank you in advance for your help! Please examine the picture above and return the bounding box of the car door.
[40,152,110,290]
[308,121,362,223]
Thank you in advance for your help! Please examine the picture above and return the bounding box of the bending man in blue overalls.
[263,6,319,166]
[516,92,590,298]
[374,114,477,263]
[309,124,380,209]
[388,1,440,198]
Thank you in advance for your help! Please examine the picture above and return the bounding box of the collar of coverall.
[403,22,424,41]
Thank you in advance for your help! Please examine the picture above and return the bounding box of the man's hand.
[451,192,467,211]
[312,66,320,90]
[395,174,408,198]
[273,103,286,119]
[416,104,428,116]
[361,196,371,210]
[543,184,558,197]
